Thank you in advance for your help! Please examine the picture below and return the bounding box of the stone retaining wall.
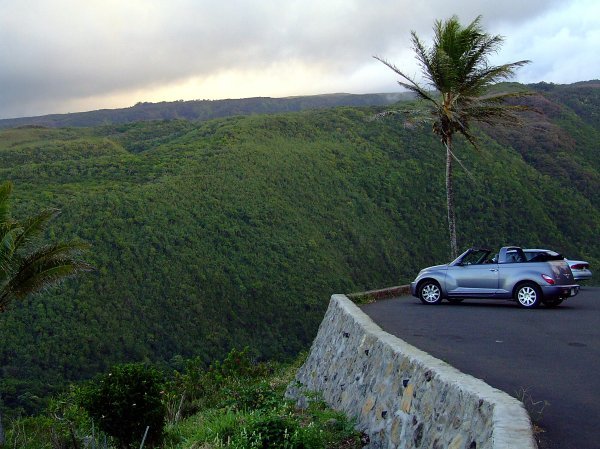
[286,294,536,449]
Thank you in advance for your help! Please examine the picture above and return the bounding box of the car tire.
[543,298,564,308]
[447,298,464,304]
[515,282,542,308]
[418,280,443,305]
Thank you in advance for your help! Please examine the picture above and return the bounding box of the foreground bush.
[77,363,166,448]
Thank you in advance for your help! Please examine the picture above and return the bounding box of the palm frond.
[373,56,439,106]
[465,60,531,94]
[13,208,60,250]
[411,31,442,90]
[0,225,22,278]
[0,241,93,309]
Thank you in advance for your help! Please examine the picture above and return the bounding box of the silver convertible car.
[410,246,580,308]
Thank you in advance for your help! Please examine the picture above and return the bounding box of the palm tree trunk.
[445,138,458,259]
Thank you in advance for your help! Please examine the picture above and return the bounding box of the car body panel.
[446,263,499,297]
[568,262,592,281]
[410,246,580,304]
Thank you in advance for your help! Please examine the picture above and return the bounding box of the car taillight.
[571,264,588,270]
[541,274,555,285]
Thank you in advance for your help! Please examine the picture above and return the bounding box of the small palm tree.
[0,180,92,444]
[375,15,531,258]
[0,180,93,312]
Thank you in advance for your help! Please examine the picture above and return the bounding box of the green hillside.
[0,84,599,414]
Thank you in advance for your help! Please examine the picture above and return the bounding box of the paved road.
[361,287,600,449]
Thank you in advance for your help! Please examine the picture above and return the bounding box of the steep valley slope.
[0,82,598,413]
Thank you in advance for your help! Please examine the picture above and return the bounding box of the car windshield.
[460,249,492,265]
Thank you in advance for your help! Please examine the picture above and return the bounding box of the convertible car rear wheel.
[418,281,443,305]
[515,282,541,308]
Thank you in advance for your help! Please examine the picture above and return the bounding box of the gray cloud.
[0,0,592,118]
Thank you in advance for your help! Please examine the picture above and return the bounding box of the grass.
[161,354,362,449]
[1,350,363,449]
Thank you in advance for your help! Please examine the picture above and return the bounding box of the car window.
[460,249,492,265]
[525,251,564,262]
[504,249,527,263]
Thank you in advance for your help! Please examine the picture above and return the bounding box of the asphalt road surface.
[361,287,600,449]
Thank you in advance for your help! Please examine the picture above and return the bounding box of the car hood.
[420,264,448,273]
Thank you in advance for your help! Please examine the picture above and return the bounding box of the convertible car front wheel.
[418,280,443,305]
[515,282,542,308]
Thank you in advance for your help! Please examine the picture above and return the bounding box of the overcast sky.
[0,0,598,119]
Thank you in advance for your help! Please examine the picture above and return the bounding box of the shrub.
[76,363,166,448]
[2,391,103,449]
[209,347,269,382]
[166,347,274,418]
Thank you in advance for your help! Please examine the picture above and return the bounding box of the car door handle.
[489,269,498,272]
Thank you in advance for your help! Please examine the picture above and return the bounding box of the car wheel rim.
[518,287,537,306]
[422,284,440,303]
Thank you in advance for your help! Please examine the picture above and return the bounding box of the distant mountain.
[0,92,412,128]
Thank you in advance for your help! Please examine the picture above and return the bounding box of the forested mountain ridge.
[0,92,410,128]
[0,81,598,414]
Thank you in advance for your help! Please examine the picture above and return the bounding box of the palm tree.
[0,180,93,311]
[375,15,531,259]
[0,180,92,444]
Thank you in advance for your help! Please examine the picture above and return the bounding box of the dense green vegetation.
[2,349,362,448]
[0,82,598,418]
